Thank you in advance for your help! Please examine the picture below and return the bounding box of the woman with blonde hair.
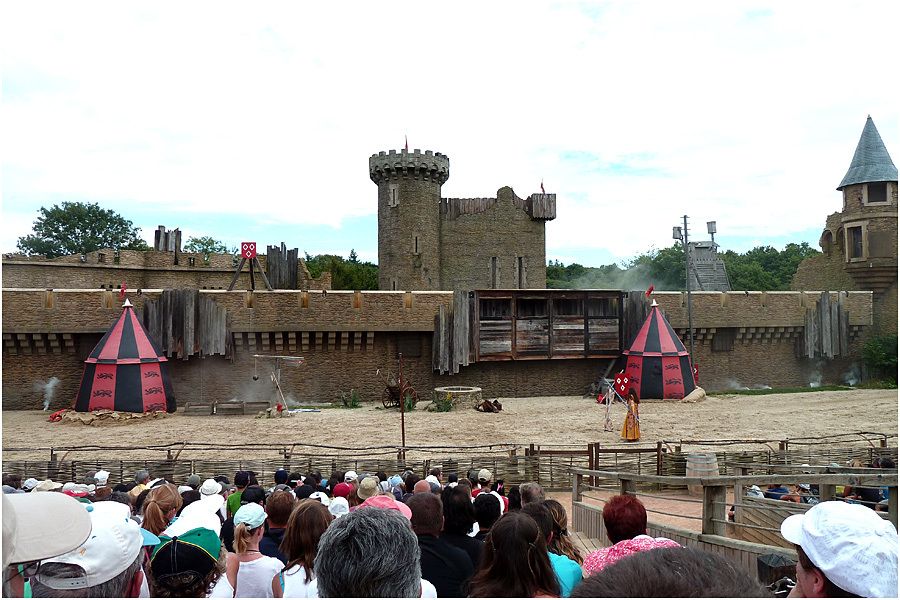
[274,499,333,597]
[142,483,183,536]
[543,499,583,565]
[210,503,285,597]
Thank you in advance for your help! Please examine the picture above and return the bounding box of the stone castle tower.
[792,116,898,333]
[370,148,556,291]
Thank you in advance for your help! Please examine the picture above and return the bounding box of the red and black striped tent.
[74,299,176,413]
[622,300,696,400]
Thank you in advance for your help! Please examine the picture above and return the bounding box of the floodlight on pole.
[707,221,717,244]
[678,216,695,362]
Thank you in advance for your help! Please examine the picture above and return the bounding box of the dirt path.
[2,389,895,461]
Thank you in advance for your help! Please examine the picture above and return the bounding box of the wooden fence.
[570,466,898,581]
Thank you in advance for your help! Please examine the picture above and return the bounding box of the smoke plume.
[33,377,61,411]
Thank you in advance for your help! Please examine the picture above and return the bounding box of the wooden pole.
[703,484,727,536]
[399,353,406,461]
[227,257,247,291]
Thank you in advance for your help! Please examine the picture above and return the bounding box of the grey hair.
[31,552,142,598]
[316,507,421,598]
[134,470,150,484]
[519,482,545,505]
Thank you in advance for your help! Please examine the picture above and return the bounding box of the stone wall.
[439,187,547,290]
[1,289,875,410]
[1,257,330,291]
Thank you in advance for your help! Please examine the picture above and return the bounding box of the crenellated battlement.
[369,149,450,185]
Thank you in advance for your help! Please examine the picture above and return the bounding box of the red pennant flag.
[540,180,545,194]
[613,372,630,396]
[119,281,127,300]
[404,135,408,152]
[645,284,654,297]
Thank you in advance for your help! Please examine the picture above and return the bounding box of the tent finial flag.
[123,298,133,308]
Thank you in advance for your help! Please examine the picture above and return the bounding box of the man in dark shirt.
[406,493,474,597]
[259,489,293,562]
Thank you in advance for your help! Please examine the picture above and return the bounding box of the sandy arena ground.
[2,389,896,461]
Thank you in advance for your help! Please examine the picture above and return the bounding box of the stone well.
[432,386,482,410]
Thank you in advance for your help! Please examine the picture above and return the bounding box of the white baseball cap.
[328,497,349,518]
[344,471,358,482]
[22,478,40,492]
[199,478,223,496]
[2,492,92,569]
[309,491,331,507]
[164,494,224,538]
[781,501,898,598]
[94,470,111,486]
[34,502,149,590]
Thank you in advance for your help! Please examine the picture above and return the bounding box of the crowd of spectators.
[2,463,897,598]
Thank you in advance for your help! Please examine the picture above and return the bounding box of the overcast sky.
[2,1,897,266]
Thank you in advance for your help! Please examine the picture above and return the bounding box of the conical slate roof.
[837,116,897,190]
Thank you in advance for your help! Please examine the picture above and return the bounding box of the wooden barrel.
[686,453,719,496]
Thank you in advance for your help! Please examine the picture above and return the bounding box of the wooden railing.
[570,466,898,580]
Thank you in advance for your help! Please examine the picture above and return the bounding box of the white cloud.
[1,1,897,263]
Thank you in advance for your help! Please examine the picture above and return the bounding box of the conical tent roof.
[622,301,696,400]
[74,300,175,413]
[837,116,897,190]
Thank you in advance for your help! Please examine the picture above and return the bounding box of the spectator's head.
[2,473,22,489]
[447,473,458,485]
[199,479,222,497]
[147,527,224,598]
[142,484,183,536]
[103,491,134,510]
[344,470,358,484]
[521,502,555,544]
[233,503,267,554]
[288,472,303,489]
[467,511,559,598]
[94,471,110,488]
[442,486,477,536]
[274,469,289,485]
[466,469,480,487]
[30,501,150,598]
[265,489,295,528]
[240,485,266,507]
[403,473,420,494]
[477,469,492,488]
[507,485,522,511]
[280,499,332,584]
[880,458,896,470]
[185,474,201,490]
[357,477,380,500]
[543,499,583,565]
[332,482,352,499]
[134,470,150,485]
[294,484,315,501]
[571,547,767,597]
[376,471,388,483]
[781,500,898,598]
[473,492,502,531]
[429,467,442,481]
[178,490,201,516]
[519,482,545,505]
[233,471,250,489]
[328,497,350,519]
[316,507,421,597]
[602,494,647,544]
[247,471,259,486]
[413,480,432,495]
[407,492,443,537]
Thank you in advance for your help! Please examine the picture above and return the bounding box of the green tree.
[625,243,685,289]
[303,252,378,290]
[184,236,229,259]
[17,202,149,258]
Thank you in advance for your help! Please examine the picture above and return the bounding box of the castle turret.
[370,149,449,290]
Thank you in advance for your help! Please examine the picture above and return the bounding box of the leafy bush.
[862,335,898,382]
[340,389,362,408]
[432,392,454,412]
